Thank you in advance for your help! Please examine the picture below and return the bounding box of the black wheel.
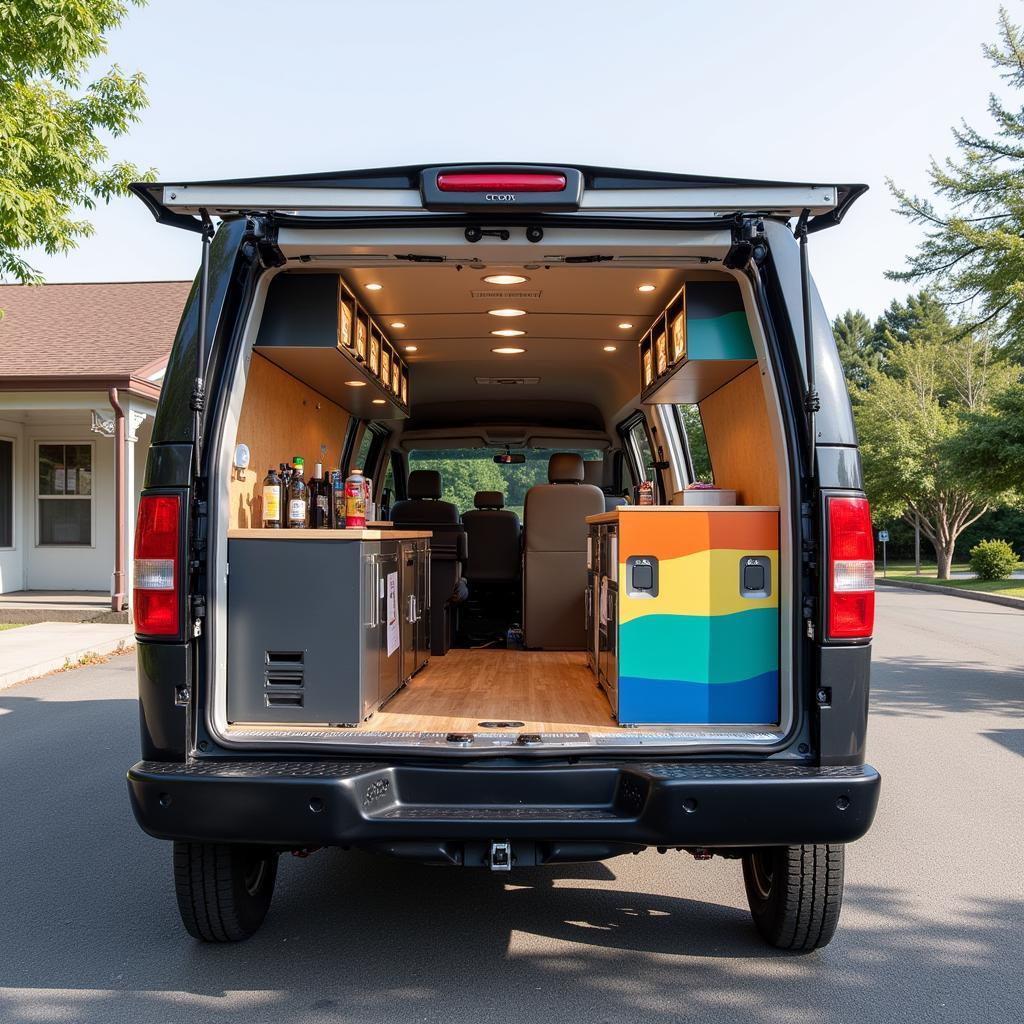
[741,844,845,951]
[172,842,278,942]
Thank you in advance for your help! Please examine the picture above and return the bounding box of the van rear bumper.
[127,759,880,849]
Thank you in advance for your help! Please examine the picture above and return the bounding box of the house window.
[37,443,93,546]
[0,438,12,548]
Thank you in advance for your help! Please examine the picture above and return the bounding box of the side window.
[677,404,713,483]
[618,413,657,496]
[352,423,390,490]
[352,426,373,474]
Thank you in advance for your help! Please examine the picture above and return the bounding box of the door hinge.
[723,217,767,270]
[247,216,286,269]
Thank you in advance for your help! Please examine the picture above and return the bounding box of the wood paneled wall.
[698,365,780,506]
[228,354,352,528]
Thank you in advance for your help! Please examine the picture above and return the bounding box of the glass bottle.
[262,468,282,528]
[286,457,308,528]
[309,462,332,529]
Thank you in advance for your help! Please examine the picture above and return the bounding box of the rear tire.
[172,842,278,942]
[741,844,844,951]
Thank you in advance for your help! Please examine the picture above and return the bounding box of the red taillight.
[827,496,875,639]
[133,494,181,636]
[436,172,567,193]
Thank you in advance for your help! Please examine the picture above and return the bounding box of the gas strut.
[192,209,215,472]
[794,208,818,480]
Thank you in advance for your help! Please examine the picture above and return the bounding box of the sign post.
[878,529,889,579]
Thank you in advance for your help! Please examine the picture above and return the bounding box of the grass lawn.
[877,559,1024,599]
[0,623,25,631]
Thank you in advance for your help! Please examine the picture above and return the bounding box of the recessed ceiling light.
[492,346,526,355]
[365,282,383,291]
[488,308,527,317]
[371,398,387,405]
[637,283,656,292]
[390,321,406,328]
[483,274,528,285]
[344,380,368,387]
[618,322,633,329]
[404,345,418,352]
[603,345,617,352]
[491,328,526,337]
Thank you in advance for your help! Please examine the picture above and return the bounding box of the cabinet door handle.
[367,560,380,628]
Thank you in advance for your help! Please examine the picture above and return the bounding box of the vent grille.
[470,289,543,300]
[264,650,304,708]
[475,376,540,385]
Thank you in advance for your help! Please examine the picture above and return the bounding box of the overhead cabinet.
[640,281,757,404]
[255,272,410,419]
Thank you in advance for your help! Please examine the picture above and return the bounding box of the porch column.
[122,400,149,617]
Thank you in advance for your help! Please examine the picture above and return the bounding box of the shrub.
[968,539,1020,580]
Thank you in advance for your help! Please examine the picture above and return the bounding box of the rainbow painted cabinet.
[585,507,780,726]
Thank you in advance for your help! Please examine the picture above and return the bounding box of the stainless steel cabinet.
[400,538,430,685]
[226,533,430,728]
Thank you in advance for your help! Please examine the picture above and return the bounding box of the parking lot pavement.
[0,587,1021,1024]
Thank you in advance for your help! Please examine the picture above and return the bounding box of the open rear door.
[131,163,865,233]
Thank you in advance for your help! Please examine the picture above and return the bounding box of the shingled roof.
[0,281,192,396]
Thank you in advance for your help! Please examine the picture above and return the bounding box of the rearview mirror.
[493,452,526,464]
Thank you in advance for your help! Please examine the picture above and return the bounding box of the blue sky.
[23,0,1008,321]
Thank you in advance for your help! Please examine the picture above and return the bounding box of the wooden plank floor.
[363,648,620,733]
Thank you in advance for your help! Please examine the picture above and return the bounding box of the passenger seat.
[390,470,468,656]
[584,459,628,512]
[461,490,521,584]
[522,453,605,649]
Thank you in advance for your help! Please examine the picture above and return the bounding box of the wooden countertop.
[586,505,779,524]
[228,527,432,541]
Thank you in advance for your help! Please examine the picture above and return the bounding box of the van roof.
[131,162,866,235]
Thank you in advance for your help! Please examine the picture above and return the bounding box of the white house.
[0,281,191,610]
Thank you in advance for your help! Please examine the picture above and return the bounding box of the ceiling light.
[404,345,418,352]
[371,398,387,405]
[365,282,383,291]
[344,380,368,387]
[483,274,528,285]
[603,345,617,352]
[491,328,526,337]
[637,283,656,292]
[618,322,633,329]
[390,321,406,328]
[492,346,526,355]
[488,308,527,317]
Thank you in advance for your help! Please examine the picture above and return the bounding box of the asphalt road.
[1,587,1021,1024]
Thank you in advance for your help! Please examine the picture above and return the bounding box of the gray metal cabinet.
[226,534,428,727]
[400,538,430,685]
[373,545,403,709]
[592,522,619,715]
[416,539,430,671]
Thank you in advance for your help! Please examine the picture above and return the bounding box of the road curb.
[0,628,136,690]
[877,578,1024,611]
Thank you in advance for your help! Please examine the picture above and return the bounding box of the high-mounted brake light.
[436,172,567,193]
[133,494,181,636]
[827,496,875,640]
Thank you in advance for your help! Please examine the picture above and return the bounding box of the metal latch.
[489,842,512,872]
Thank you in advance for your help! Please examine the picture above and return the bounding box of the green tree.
[854,325,1015,578]
[832,309,882,388]
[872,291,949,355]
[0,0,152,285]
[950,380,1024,492]
[888,8,1024,356]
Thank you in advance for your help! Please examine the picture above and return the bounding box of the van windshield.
[408,448,603,517]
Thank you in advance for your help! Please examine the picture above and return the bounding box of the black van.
[126,164,880,949]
